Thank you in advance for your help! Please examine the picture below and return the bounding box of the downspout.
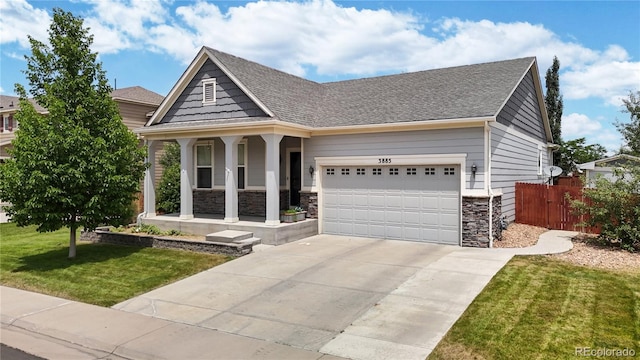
[485,122,494,248]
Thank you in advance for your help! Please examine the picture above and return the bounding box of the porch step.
[234,237,262,246]
[206,230,254,243]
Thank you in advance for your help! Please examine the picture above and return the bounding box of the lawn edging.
[81,228,252,257]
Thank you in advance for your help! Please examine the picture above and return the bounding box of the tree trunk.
[69,224,77,259]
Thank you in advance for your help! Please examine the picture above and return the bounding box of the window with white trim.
[389,168,399,175]
[238,140,247,189]
[425,167,435,175]
[341,168,350,175]
[406,168,417,175]
[444,167,455,175]
[196,144,213,188]
[356,168,366,175]
[326,168,335,175]
[202,79,216,104]
[372,168,382,175]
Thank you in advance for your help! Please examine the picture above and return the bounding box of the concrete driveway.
[113,234,513,360]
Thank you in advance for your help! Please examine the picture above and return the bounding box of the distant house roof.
[0,95,48,114]
[203,47,536,128]
[0,86,163,114]
[578,154,640,170]
[111,86,164,106]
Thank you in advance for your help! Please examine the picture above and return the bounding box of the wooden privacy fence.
[515,182,599,233]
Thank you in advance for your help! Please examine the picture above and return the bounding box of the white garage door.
[322,165,460,244]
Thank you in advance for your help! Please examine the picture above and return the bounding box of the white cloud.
[562,113,622,153]
[0,85,4,94]
[2,0,638,108]
[0,0,50,47]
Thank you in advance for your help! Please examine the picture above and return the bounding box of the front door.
[289,152,301,206]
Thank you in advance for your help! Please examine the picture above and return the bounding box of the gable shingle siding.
[496,70,546,142]
[161,59,267,124]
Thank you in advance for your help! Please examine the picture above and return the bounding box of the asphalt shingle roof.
[0,87,164,114]
[111,86,164,105]
[205,47,535,128]
[0,95,47,113]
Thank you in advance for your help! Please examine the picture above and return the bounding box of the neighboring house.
[0,86,164,222]
[578,154,640,185]
[137,47,555,247]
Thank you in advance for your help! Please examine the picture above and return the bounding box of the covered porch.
[139,122,317,245]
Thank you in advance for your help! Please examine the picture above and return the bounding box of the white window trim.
[202,78,216,105]
[537,145,544,176]
[194,142,214,189]
[238,140,247,190]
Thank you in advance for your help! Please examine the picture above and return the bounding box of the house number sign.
[378,158,392,164]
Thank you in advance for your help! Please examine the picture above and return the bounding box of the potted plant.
[293,206,307,221]
[281,209,297,223]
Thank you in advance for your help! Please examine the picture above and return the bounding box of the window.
[196,144,213,188]
[202,79,216,104]
[238,141,247,189]
[389,168,399,175]
[406,168,417,175]
[2,115,14,132]
[356,168,366,175]
[425,167,435,175]
[444,167,455,175]
[341,168,350,175]
[373,168,382,175]
[326,168,335,175]
[538,147,544,175]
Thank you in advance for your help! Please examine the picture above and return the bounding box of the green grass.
[429,256,640,360]
[0,223,232,307]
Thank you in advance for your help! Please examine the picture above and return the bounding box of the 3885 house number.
[378,158,392,164]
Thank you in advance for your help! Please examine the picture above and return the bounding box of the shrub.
[571,164,640,251]
[157,142,181,214]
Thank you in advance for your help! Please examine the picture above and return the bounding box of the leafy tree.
[0,9,146,258]
[556,137,607,174]
[571,164,640,252]
[616,91,640,156]
[545,56,563,150]
[156,142,181,214]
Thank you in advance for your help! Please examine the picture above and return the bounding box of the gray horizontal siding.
[491,125,548,222]
[304,128,485,189]
[161,59,267,124]
[496,70,547,143]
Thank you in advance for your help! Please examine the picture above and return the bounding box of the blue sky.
[1,0,639,154]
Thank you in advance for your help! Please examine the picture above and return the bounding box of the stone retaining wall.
[80,230,252,257]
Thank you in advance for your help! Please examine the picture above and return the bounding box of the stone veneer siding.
[461,195,502,248]
[193,189,290,216]
[299,191,318,218]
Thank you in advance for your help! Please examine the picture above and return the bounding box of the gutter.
[485,122,494,248]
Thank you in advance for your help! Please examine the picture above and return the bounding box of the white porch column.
[177,138,196,220]
[143,140,158,217]
[261,134,284,226]
[221,136,243,223]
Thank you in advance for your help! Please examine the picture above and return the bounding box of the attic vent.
[202,78,216,104]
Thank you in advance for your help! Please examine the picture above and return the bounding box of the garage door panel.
[440,213,459,227]
[322,164,460,244]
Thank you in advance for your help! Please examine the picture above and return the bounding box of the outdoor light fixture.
[471,163,478,176]
[308,165,315,176]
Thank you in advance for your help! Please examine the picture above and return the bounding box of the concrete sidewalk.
[1,286,339,360]
[0,231,576,360]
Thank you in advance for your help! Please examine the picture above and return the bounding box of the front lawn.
[429,256,640,360]
[0,223,232,306]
